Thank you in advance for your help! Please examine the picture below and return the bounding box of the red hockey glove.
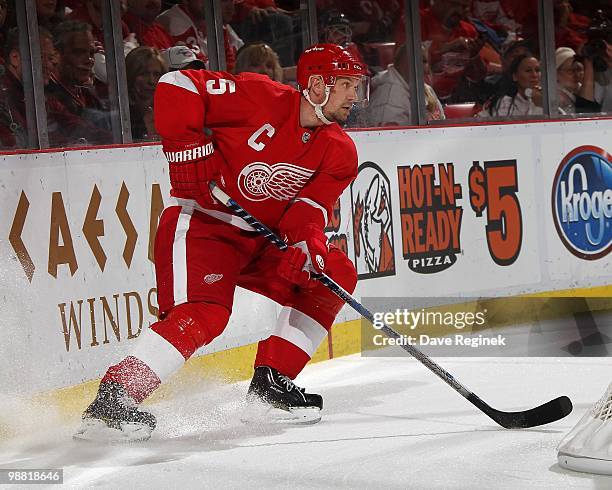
[278,223,328,289]
[278,201,328,289]
[162,134,221,205]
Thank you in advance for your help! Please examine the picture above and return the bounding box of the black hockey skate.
[245,366,323,425]
[73,381,156,443]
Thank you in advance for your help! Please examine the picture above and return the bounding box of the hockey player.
[75,43,369,442]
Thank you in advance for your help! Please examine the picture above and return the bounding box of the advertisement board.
[0,120,609,394]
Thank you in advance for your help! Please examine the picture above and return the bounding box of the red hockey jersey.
[154,70,358,231]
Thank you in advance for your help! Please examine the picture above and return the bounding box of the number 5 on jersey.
[206,79,236,95]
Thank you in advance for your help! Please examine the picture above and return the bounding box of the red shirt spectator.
[420,4,486,100]
[555,7,590,51]
[556,26,587,51]
[500,0,538,40]
[68,0,130,44]
[157,1,244,72]
[123,0,173,50]
[156,2,208,60]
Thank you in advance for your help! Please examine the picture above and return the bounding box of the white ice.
[1,353,612,489]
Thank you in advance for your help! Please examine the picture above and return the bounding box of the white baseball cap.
[162,46,207,71]
[555,47,576,70]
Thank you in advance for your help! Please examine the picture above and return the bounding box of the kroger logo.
[552,146,611,260]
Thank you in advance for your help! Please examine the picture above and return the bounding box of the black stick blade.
[487,396,573,429]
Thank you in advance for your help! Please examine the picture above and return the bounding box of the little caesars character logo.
[397,163,463,273]
[552,145,611,260]
[351,162,395,279]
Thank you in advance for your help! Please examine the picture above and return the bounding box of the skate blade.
[73,418,153,443]
[241,403,322,426]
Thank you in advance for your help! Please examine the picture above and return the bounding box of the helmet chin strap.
[302,85,334,125]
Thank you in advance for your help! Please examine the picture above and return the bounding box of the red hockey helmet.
[297,43,369,105]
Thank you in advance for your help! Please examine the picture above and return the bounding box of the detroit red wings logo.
[237,162,314,201]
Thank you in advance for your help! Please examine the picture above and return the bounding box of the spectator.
[319,10,365,68]
[124,0,173,50]
[156,0,244,72]
[422,44,446,120]
[37,0,65,30]
[161,45,206,71]
[367,44,445,126]
[235,42,283,82]
[555,0,587,51]
[478,53,542,117]
[581,12,612,113]
[231,0,296,66]
[219,0,245,72]
[472,0,520,37]
[67,0,132,45]
[320,10,352,46]
[47,20,112,145]
[0,0,8,59]
[420,0,487,102]
[317,0,400,43]
[479,38,534,103]
[500,0,539,41]
[556,47,601,114]
[125,46,167,141]
[593,39,611,113]
[156,0,207,59]
[0,27,56,148]
[574,56,585,84]
[557,47,581,113]
[570,2,611,19]
[500,39,535,72]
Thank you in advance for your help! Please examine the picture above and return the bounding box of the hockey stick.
[209,181,572,429]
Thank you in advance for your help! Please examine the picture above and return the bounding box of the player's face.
[324,77,360,124]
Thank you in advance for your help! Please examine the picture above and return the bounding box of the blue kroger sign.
[552,146,611,260]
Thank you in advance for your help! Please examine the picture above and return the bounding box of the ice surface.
[1,354,611,489]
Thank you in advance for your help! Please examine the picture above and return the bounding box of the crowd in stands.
[0,0,609,150]
[414,0,611,119]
